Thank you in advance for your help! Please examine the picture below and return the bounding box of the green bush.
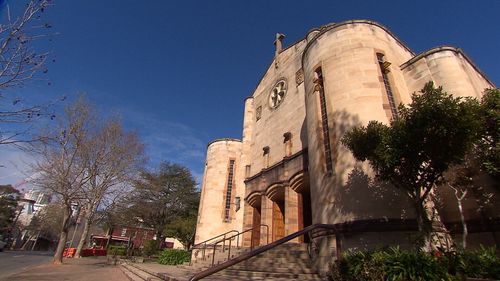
[331,246,500,281]
[157,249,191,265]
[107,245,127,256]
[332,247,453,281]
[143,240,159,257]
[455,246,500,279]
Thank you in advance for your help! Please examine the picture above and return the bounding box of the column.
[285,186,300,243]
[260,195,273,245]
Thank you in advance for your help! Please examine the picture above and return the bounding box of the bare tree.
[74,120,144,258]
[0,0,56,145]
[31,98,93,264]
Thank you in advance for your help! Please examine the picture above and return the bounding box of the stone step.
[120,263,162,281]
[214,269,323,280]
[229,264,317,274]
[191,248,247,264]
[120,264,144,281]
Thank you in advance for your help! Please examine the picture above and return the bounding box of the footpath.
[4,256,127,281]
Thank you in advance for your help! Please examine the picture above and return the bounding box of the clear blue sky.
[1,0,499,186]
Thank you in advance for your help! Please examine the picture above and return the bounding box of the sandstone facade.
[194,20,498,273]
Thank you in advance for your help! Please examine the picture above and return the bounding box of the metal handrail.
[190,230,239,262]
[210,224,269,266]
[189,223,340,281]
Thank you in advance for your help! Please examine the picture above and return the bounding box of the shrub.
[456,246,500,279]
[157,249,191,265]
[332,247,453,281]
[143,240,160,257]
[332,246,500,281]
[107,245,127,256]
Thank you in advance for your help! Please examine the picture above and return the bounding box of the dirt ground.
[3,257,127,281]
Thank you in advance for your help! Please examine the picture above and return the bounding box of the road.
[0,251,53,280]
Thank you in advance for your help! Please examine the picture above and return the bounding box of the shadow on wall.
[310,110,414,226]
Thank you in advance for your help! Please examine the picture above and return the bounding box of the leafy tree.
[164,215,198,249]
[476,88,499,179]
[0,184,20,236]
[341,82,482,246]
[124,162,199,242]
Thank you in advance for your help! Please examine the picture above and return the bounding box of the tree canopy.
[342,82,485,242]
[118,162,200,240]
[0,184,20,236]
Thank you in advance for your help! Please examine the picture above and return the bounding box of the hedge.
[157,249,191,265]
[331,246,499,281]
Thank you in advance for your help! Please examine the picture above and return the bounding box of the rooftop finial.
[274,33,285,57]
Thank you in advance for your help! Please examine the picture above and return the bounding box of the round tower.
[195,138,243,246]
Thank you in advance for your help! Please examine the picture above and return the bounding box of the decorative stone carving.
[269,80,287,108]
[295,69,304,86]
[256,106,262,121]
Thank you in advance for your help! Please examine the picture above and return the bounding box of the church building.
[194,20,498,273]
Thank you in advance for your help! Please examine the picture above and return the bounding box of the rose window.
[269,80,287,108]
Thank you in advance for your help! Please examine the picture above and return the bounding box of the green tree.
[125,162,199,242]
[164,215,198,249]
[341,82,482,246]
[476,88,499,179]
[0,184,20,236]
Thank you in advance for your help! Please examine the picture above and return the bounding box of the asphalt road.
[0,251,53,280]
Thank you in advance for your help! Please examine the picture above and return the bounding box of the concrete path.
[2,256,127,281]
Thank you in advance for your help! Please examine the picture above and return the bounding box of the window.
[121,228,127,237]
[377,53,397,119]
[224,160,236,221]
[314,68,333,174]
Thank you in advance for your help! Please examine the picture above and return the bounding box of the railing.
[190,230,239,263]
[210,224,269,267]
[189,223,340,281]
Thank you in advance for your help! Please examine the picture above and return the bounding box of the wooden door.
[273,201,285,241]
[252,207,261,247]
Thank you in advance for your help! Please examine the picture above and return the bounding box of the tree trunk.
[74,217,91,258]
[53,204,72,265]
[457,198,467,249]
[75,204,94,258]
[413,199,432,250]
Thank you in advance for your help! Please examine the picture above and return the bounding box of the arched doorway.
[290,173,312,242]
[267,184,286,242]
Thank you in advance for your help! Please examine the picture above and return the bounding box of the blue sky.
[1,0,499,187]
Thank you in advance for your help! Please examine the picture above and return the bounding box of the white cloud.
[118,107,207,178]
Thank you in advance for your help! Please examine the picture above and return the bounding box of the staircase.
[181,245,249,270]
[202,243,323,280]
[121,224,339,280]
[119,243,324,280]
